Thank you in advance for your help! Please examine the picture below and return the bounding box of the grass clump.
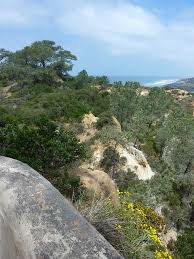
[76,191,172,259]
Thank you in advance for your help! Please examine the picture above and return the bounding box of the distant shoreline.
[109,76,180,86]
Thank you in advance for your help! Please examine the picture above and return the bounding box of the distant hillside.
[165,77,194,92]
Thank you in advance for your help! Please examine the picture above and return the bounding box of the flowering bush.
[115,190,172,259]
[77,189,173,258]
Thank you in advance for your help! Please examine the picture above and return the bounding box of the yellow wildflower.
[155,250,172,259]
[115,224,122,230]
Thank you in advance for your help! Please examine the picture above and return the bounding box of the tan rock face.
[75,140,120,202]
[88,141,155,181]
[161,228,177,245]
[166,89,191,101]
[111,116,122,132]
[78,113,99,142]
[78,128,97,143]
[82,112,98,128]
[0,84,15,99]
[77,113,154,201]
[140,89,149,96]
[117,145,155,180]
[89,141,105,169]
[76,167,118,203]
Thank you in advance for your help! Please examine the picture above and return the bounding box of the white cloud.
[0,0,48,26]
[1,0,194,66]
[55,0,194,62]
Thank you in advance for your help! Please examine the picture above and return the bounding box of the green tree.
[9,40,76,71]
[111,83,140,130]
[0,40,77,85]
[95,126,132,147]
[156,110,194,175]
[131,88,176,143]
[101,147,120,177]
[72,70,90,89]
[92,75,109,85]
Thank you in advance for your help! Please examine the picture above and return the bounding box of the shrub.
[96,111,113,129]
[0,118,86,197]
[175,229,194,258]
[76,191,171,259]
[94,126,132,147]
[49,170,84,201]
[101,147,120,176]
[0,118,86,172]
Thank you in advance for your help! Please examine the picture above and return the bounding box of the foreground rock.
[0,156,122,259]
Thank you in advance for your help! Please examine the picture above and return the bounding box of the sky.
[2,0,194,77]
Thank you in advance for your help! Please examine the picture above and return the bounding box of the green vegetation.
[77,192,170,258]
[101,147,120,176]
[1,40,194,258]
[176,229,194,258]
[0,117,86,198]
[0,40,77,86]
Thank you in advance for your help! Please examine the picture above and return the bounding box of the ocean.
[109,76,179,87]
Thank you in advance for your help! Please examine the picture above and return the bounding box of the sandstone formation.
[78,112,98,142]
[75,167,119,202]
[111,116,122,132]
[88,141,155,181]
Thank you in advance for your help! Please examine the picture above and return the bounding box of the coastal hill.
[1,40,194,258]
[165,77,194,92]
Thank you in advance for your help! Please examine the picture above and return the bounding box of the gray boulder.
[0,156,122,259]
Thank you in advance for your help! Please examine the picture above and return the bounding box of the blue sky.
[2,0,194,77]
